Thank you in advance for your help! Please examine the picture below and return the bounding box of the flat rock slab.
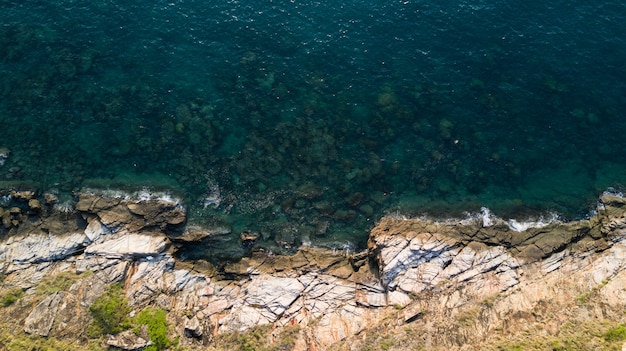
[0,233,86,265]
[24,292,63,336]
[85,233,169,259]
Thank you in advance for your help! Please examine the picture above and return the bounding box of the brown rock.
[75,193,121,212]
[43,192,59,205]
[28,199,42,212]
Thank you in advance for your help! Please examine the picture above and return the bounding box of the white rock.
[85,233,168,259]
[0,233,86,267]
[24,292,63,336]
[244,276,304,321]
[84,218,110,242]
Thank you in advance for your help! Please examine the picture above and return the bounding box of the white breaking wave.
[82,187,183,206]
[506,213,560,232]
[458,207,561,232]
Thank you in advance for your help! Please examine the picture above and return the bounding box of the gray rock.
[244,276,304,322]
[24,292,63,336]
[0,233,86,266]
[184,316,203,338]
[106,326,152,350]
[84,217,110,242]
[85,233,169,259]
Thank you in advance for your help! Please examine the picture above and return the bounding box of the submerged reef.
[1,8,626,248]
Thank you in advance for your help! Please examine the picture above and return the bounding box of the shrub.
[134,308,172,351]
[88,284,131,337]
[604,323,626,342]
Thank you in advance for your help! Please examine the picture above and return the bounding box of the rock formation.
[0,190,625,350]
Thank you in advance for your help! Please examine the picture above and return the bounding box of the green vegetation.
[134,308,174,351]
[0,288,24,307]
[0,325,105,351]
[492,320,626,351]
[207,324,300,351]
[576,278,610,305]
[88,286,175,350]
[88,284,132,337]
[604,323,626,342]
[455,307,479,327]
[36,270,91,295]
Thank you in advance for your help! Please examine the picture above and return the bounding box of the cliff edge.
[0,190,625,350]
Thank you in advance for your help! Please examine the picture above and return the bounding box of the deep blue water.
[1,0,626,254]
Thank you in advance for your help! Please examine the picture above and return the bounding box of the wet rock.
[295,182,322,199]
[28,199,42,213]
[76,192,186,232]
[169,226,213,242]
[240,230,259,246]
[43,192,58,205]
[98,205,138,231]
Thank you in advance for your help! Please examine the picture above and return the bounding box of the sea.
[1,0,625,255]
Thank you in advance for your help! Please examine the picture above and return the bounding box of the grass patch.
[88,284,132,337]
[576,278,610,306]
[134,307,173,351]
[604,323,626,342]
[36,270,91,295]
[455,307,479,328]
[492,320,626,351]
[207,324,300,351]
[0,288,24,307]
[0,325,105,351]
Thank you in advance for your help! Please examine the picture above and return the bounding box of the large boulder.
[24,292,64,336]
[76,192,186,233]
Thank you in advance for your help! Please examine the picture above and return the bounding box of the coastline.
[0,188,625,350]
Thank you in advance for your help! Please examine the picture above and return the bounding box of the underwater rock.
[43,192,58,206]
[0,147,10,166]
[27,198,41,213]
[240,230,259,245]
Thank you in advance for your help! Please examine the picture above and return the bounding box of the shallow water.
[1,0,625,252]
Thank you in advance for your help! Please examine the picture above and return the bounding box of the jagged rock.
[243,276,304,322]
[127,200,186,227]
[0,232,86,267]
[3,192,626,351]
[84,233,169,259]
[10,190,35,200]
[28,198,42,213]
[84,217,110,242]
[43,192,58,205]
[184,316,203,338]
[24,292,63,336]
[98,205,140,231]
[76,192,186,233]
[106,325,151,350]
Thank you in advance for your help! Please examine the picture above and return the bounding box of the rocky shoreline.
[1,189,625,350]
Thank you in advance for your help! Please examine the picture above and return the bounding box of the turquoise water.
[1,0,625,252]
